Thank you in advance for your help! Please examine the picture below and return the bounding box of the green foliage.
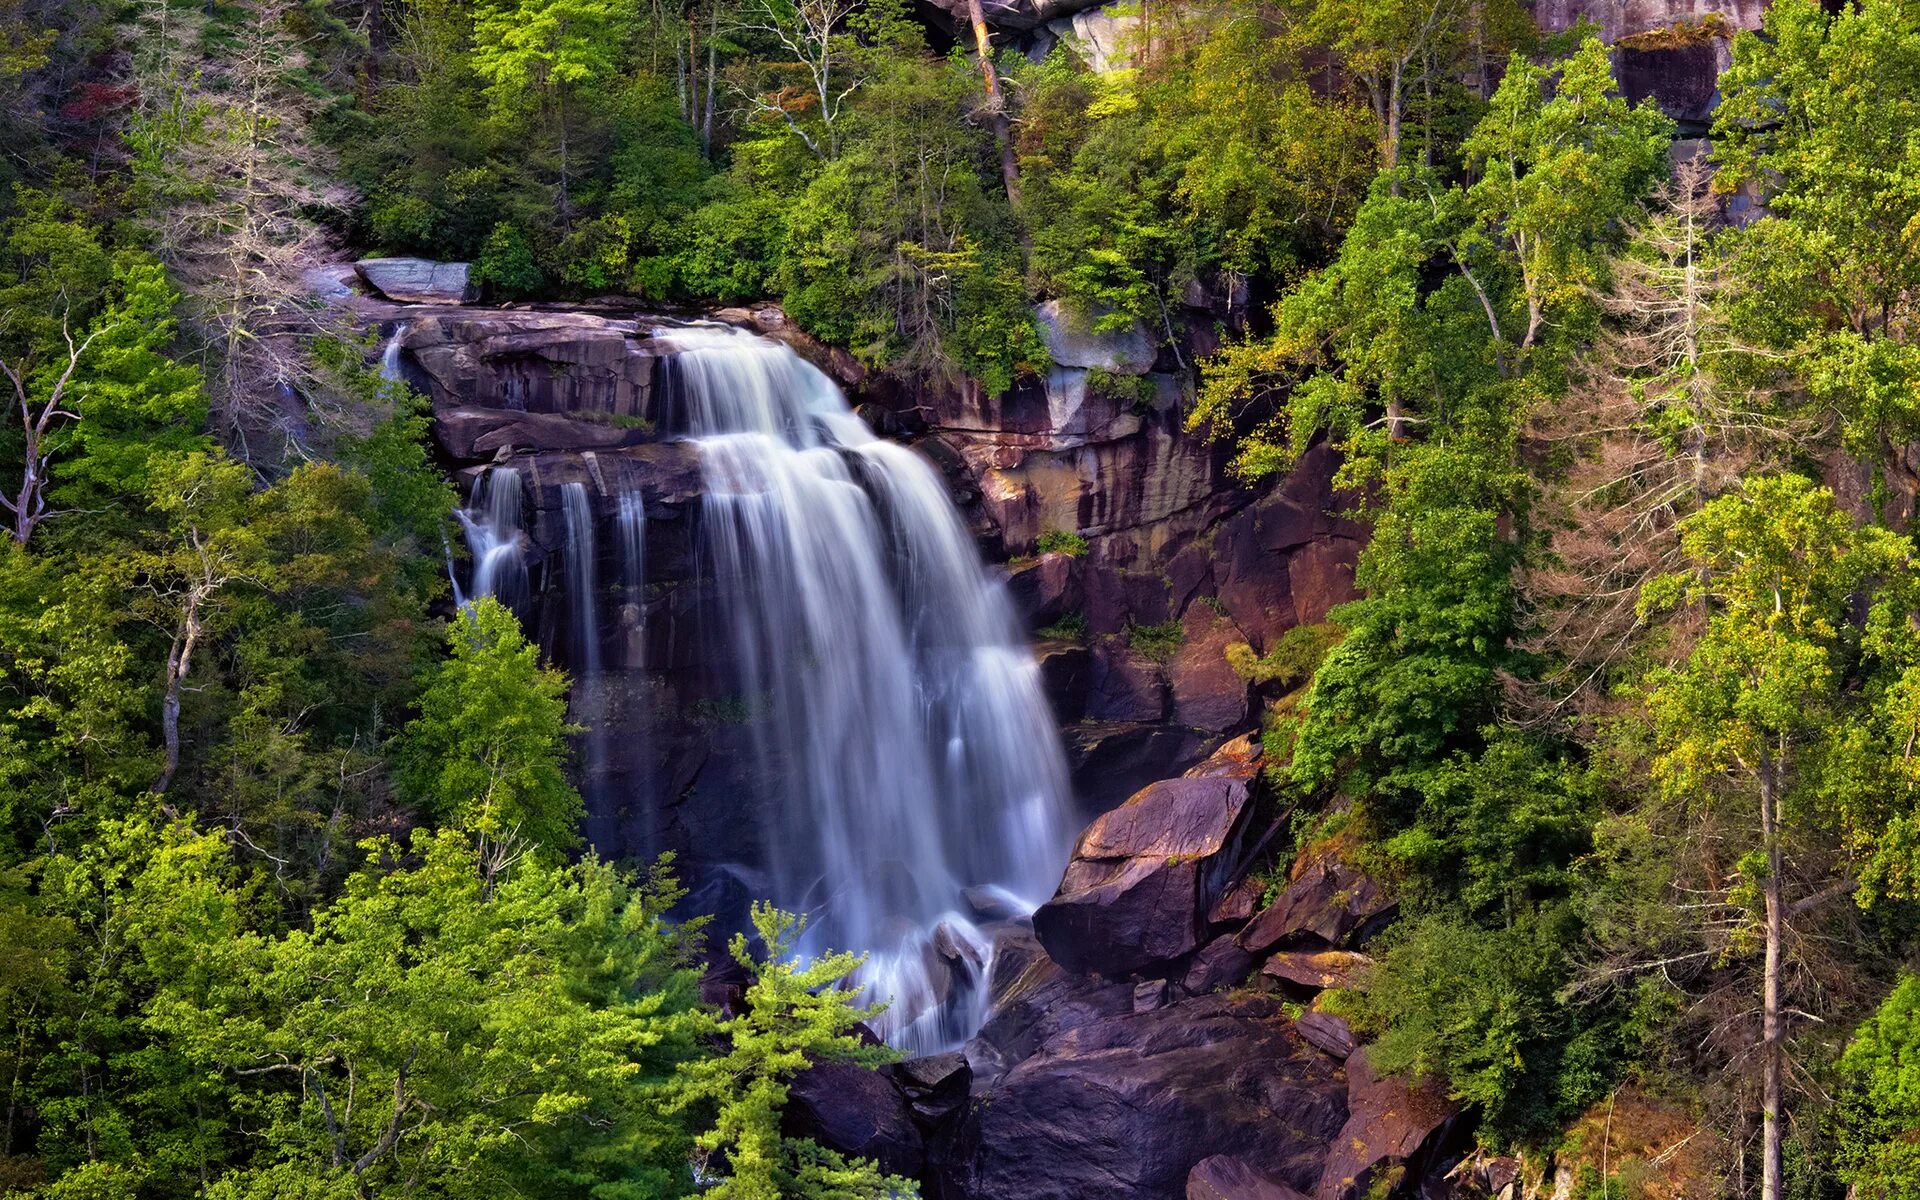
[472,221,544,296]
[1035,529,1088,557]
[1124,619,1184,663]
[1712,0,1920,454]
[397,599,582,858]
[1342,907,1617,1142]
[1834,975,1920,1199]
[675,902,913,1200]
[1036,612,1087,643]
[1226,622,1341,688]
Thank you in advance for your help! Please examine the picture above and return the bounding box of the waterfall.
[618,493,647,593]
[561,482,601,676]
[661,323,1073,1053]
[455,467,529,614]
[379,325,405,382]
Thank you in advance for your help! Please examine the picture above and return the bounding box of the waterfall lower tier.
[670,324,1072,1054]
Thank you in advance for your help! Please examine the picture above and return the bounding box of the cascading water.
[455,467,530,613]
[660,324,1073,1053]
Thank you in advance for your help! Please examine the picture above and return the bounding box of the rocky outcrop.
[1533,2,1769,129]
[1032,737,1258,976]
[785,1061,927,1178]
[355,257,476,304]
[1312,1052,1460,1200]
[943,992,1350,1200]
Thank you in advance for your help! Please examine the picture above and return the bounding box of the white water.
[661,324,1073,1053]
[455,467,530,614]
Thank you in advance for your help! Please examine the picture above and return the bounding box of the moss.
[1616,13,1733,50]
[567,409,655,432]
[1038,611,1088,642]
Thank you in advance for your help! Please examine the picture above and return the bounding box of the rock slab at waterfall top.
[355,257,477,304]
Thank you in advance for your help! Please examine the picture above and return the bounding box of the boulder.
[783,1060,925,1178]
[1064,721,1217,817]
[1311,1050,1457,1200]
[1033,741,1257,977]
[1294,1011,1358,1062]
[1008,551,1083,623]
[947,992,1348,1200]
[1260,950,1371,993]
[1053,3,1141,73]
[1237,848,1395,957]
[354,257,476,304]
[1179,933,1259,997]
[883,1051,972,1129]
[1188,1155,1314,1200]
[1086,646,1169,723]
[1036,299,1158,374]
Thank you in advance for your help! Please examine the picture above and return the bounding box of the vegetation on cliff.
[1,0,1919,1197]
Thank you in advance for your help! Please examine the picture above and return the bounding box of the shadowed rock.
[1188,1154,1314,1200]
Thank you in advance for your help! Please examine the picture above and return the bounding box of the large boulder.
[947,992,1349,1200]
[783,1060,926,1178]
[921,0,1110,33]
[1034,738,1259,977]
[354,257,476,304]
[1236,845,1396,957]
[1311,1051,1458,1200]
[1036,299,1158,374]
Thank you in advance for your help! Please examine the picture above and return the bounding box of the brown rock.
[1294,1011,1358,1061]
[1189,1155,1314,1200]
[1312,1050,1458,1200]
[1034,765,1253,977]
[1261,950,1372,992]
[1087,646,1169,723]
[948,993,1347,1200]
[783,1060,925,1178]
[1237,849,1396,957]
[1168,608,1252,733]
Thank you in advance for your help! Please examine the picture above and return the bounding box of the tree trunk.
[154,574,208,795]
[1760,747,1785,1200]
[965,0,1021,205]
[701,2,718,157]
[556,92,573,232]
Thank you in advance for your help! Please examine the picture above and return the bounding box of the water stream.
[663,324,1072,1053]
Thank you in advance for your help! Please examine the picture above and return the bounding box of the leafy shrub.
[1126,619,1184,662]
[1038,611,1087,642]
[1037,529,1090,557]
[473,221,543,297]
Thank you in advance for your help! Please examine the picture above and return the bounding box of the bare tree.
[1520,158,1810,718]
[0,318,102,545]
[126,0,339,461]
[733,0,860,158]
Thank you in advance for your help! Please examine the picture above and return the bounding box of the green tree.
[1639,474,1918,1200]
[1833,975,1920,1200]
[675,902,912,1200]
[470,0,631,228]
[1713,0,1920,460]
[396,599,582,880]
[175,829,705,1200]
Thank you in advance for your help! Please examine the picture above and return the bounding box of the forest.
[2,0,1920,1197]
